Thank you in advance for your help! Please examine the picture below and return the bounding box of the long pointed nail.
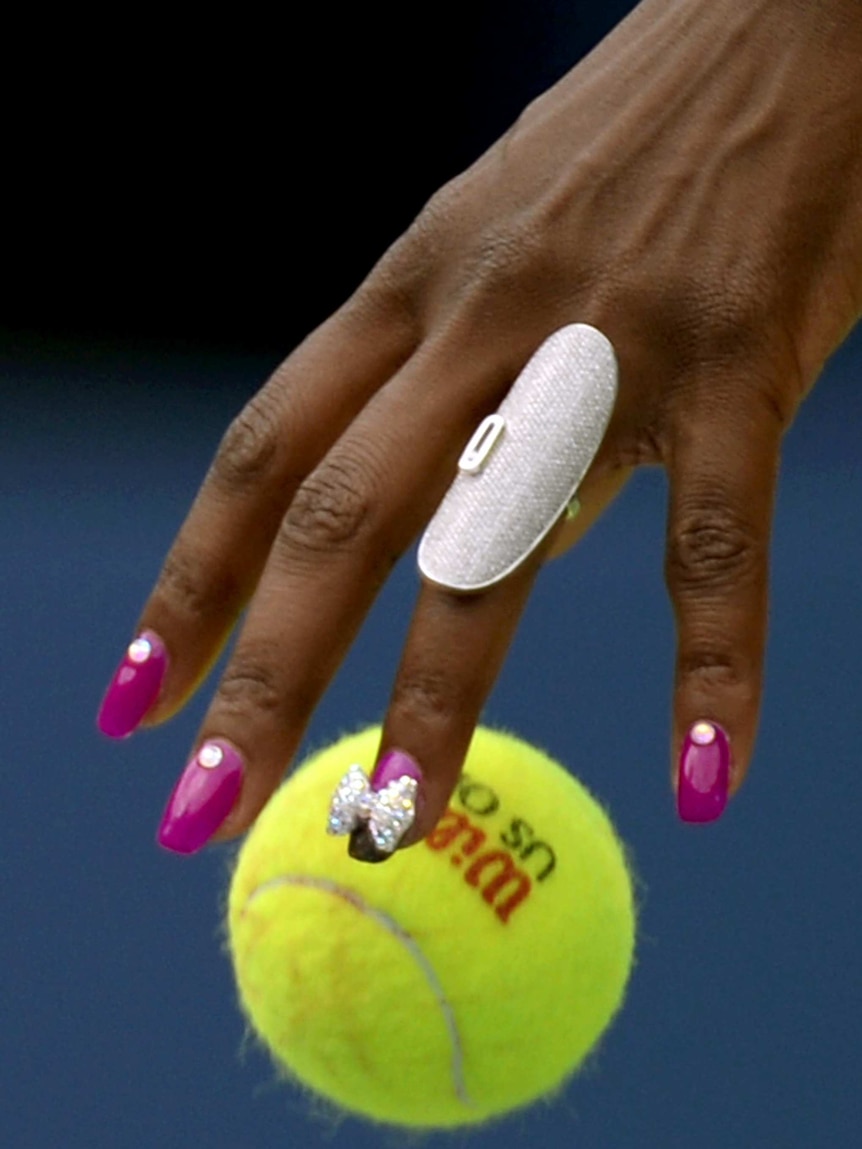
[677,721,730,824]
[97,631,169,738]
[157,740,243,854]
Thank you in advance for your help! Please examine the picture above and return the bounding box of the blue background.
[2,325,861,1148]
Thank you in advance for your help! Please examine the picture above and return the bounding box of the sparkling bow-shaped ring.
[327,764,419,859]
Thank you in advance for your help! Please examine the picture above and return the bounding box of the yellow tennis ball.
[227,726,635,1129]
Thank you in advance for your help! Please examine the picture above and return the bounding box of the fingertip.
[97,630,169,739]
[157,738,245,855]
[675,719,732,824]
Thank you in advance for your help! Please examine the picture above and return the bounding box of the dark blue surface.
[2,326,861,1148]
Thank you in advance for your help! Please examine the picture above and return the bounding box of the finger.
[366,556,544,859]
[358,460,631,859]
[105,288,417,734]
[157,337,518,852]
[665,382,782,823]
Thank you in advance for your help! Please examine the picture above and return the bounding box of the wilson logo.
[423,774,558,925]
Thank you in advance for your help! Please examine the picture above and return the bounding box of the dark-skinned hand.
[98,0,862,852]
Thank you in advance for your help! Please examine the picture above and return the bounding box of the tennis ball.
[227,726,635,1129]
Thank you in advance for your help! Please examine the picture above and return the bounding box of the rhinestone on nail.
[198,744,225,770]
[127,637,153,664]
[327,764,419,855]
[327,765,373,835]
[690,721,717,746]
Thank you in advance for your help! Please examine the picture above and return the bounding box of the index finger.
[97,288,417,738]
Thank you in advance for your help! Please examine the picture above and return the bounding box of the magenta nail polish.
[97,631,168,738]
[371,748,424,791]
[349,749,425,863]
[157,739,243,855]
[677,721,730,823]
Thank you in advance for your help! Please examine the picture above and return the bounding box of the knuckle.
[389,668,460,728]
[411,178,465,243]
[462,220,547,298]
[666,501,761,595]
[670,272,800,394]
[375,179,472,315]
[340,243,425,337]
[211,390,282,492]
[406,173,557,315]
[214,651,285,719]
[427,219,555,334]
[697,286,770,355]
[156,547,239,623]
[276,449,378,559]
[382,182,461,279]
[676,646,749,693]
[348,267,415,330]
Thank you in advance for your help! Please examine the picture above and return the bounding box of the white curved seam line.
[243,874,472,1110]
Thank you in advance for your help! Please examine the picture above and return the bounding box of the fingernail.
[97,631,168,738]
[677,721,730,824]
[345,749,424,863]
[371,748,424,791]
[157,739,243,855]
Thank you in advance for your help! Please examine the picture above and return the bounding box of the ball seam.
[242,874,473,1113]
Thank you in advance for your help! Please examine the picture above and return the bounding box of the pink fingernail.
[371,748,424,791]
[348,749,425,863]
[677,721,730,824]
[157,740,243,855]
[97,631,168,739]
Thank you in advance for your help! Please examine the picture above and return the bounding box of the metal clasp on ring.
[458,413,506,474]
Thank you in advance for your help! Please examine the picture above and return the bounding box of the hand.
[98,0,862,850]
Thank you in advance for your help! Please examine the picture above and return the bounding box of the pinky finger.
[665,388,783,823]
